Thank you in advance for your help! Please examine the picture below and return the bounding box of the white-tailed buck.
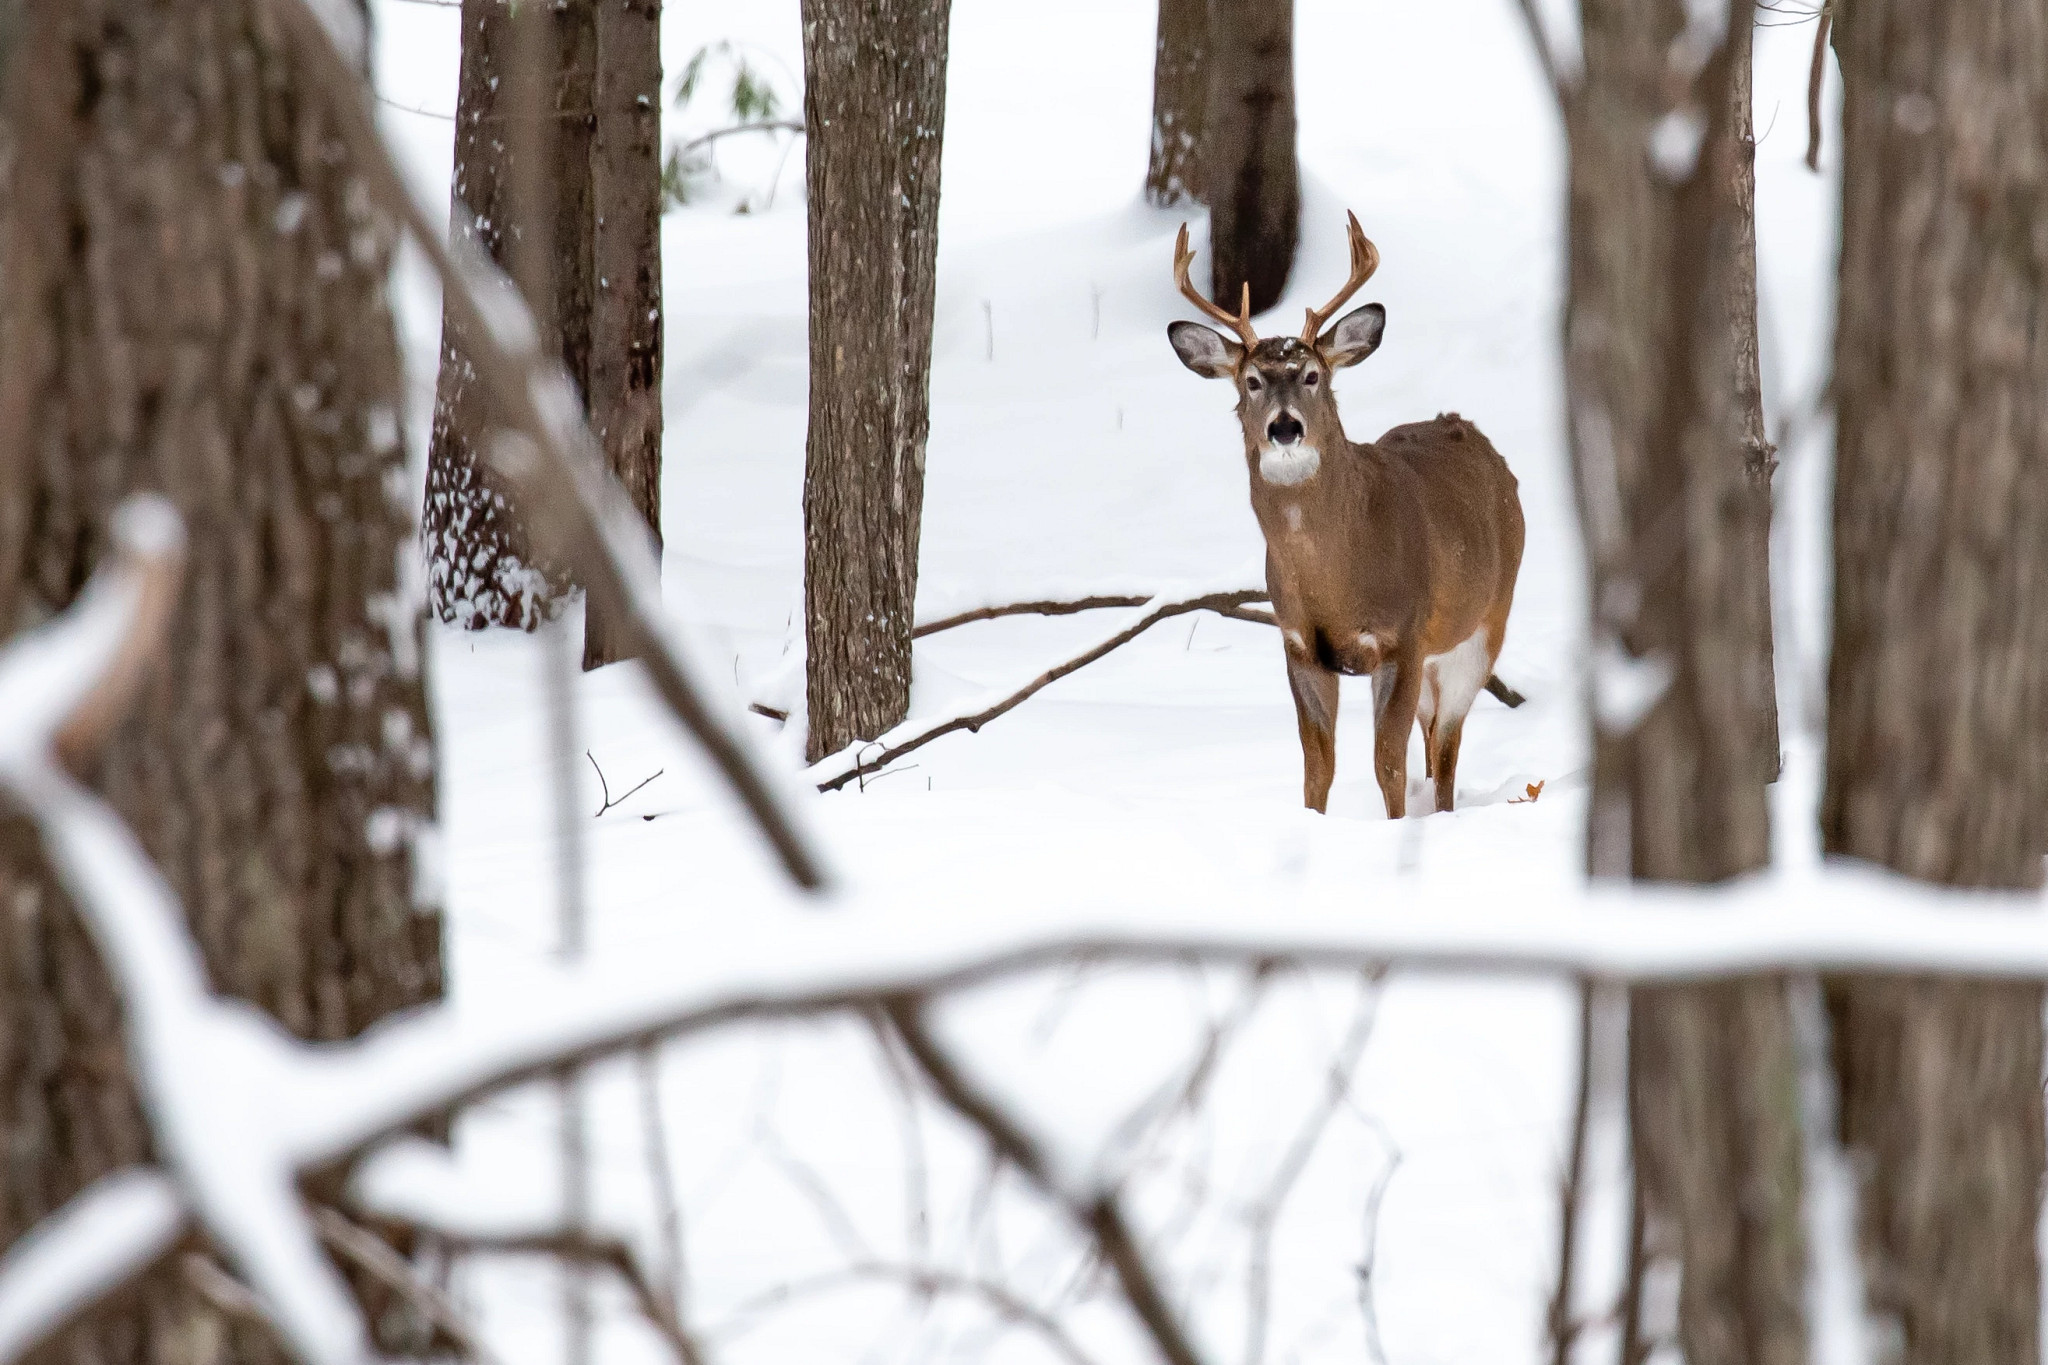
[1168,213,1525,816]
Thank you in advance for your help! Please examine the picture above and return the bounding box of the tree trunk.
[1823,0,2048,1357]
[1144,0,1206,207]
[425,0,575,630]
[799,0,950,761]
[0,1,443,1360]
[1562,3,1800,1360]
[1203,0,1296,314]
[582,0,665,670]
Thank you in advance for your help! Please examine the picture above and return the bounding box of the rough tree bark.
[1203,0,1296,314]
[1561,3,1799,1361]
[799,0,950,761]
[581,0,664,670]
[428,0,662,671]
[425,0,581,630]
[1824,1,2048,1359]
[1144,0,1206,207]
[0,1,442,1360]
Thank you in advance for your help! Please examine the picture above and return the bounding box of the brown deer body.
[1169,215,1525,816]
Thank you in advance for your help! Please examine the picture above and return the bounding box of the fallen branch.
[914,594,1275,638]
[812,584,1266,792]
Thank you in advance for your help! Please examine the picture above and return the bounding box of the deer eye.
[1304,371,1320,387]
[1245,374,1263,392]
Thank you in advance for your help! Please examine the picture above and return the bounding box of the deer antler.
[1173,223,1260,350]
[1300,211,1381,344]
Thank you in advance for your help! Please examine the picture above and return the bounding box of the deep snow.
[361,2,1845,1362]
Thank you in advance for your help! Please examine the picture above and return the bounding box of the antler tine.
[1173,223,1260,350]
[1300,210,1381,344]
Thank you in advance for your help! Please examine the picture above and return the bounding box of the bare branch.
[814,587,1266,792]
[885,998,1211,1365]
[313,1209,501,1365]
[1510,0,1571,105]
[914,593,1273,638]
[708,1260,1103,1365]
[1245,977,1382,1365]
[182,1253,272,1330]
[671,120,806,159]
[419,1223,709,1365]
[260,0,834,893]
[1804,2,1834,172]
[1547,980,1595,1365]
[51,498,185,770]
[636,1045,690,1324]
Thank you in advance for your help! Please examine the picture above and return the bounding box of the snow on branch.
[256,0,834,894]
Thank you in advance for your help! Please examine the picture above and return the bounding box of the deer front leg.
[1372,655,1422,819]
[1284,647,1340,814]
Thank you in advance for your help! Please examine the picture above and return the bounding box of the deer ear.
[1168,321,1242,379]
[1319,304,1385,369]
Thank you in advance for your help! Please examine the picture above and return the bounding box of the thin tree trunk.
[1145,0,1206,207]
[1203,0,1296,314]
[1823,1,2048,1358]
[1562,3,1801,1360]
[426,0,612,639]
[0,1,443,1359]
[425,0,571,629]
[582,0,665,671]
[799,0,950,761]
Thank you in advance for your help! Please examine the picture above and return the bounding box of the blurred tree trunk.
[0,0,442,1359]
[1561,2,1799,1361]
[582,0,664,670]
[429,0,663,672]
[799,0,950,760]
[1824,0,2048,1358]
[1145,0,1206,207]
[1203,0,1295,313]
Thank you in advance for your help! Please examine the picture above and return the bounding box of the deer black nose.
[1267,414,1304,446]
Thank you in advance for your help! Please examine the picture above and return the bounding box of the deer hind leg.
[1371,656,1422,819]
[1285,650,1341,813]
[1426,627,1492,813]
[1416,661,1441,781]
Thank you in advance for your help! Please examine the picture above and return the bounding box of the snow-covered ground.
[364,2,1841,1362]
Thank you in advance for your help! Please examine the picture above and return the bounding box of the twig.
[1804,2,1833,172]
[816,588,1265,792]
[868,1015,934,1260]
[426,1225,709,1365]
[1510,0,1571,104]
[264,0,833,892]
[1617,1161,1648,1365]
[1548,979,1595,1365]
[587,750,665,816]
[671,119,805,159]
[914,594,1267,638]
[637,1044,690,1324]
[884,998,1210,1365]
[707,1261,1102,1365]
[748,702,789,722]
[1353,1124,1401,1365]
[1245,977,1383,1365]
[313,1209,500,1365]
[182,1253,272,1330]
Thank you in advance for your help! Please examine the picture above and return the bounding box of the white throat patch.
[1259,443,1321,487]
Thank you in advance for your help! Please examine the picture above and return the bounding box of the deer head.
[1167,213,1385,487]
